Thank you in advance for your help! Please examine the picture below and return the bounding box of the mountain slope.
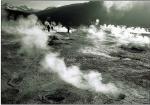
[36,1,107,27]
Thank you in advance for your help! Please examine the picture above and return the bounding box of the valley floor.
[1,30,150,104]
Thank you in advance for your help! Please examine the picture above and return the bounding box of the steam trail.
[41,53,118,94]
[3,14,150,97]
[2,15,120,96]
[104,1,134,11]
[79,23,150,57]
[103,1,150,28]
[89,24,150,47]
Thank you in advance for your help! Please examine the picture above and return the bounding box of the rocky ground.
[1,30,150,104]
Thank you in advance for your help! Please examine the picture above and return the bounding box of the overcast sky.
[3,0,150,11]
[2,0,88,10]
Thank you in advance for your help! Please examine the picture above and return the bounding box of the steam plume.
[2,15,120,96]
[80,23,150,55]
[41,53,118,94]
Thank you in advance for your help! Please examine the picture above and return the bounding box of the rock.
[118,93,126,100]
[48,35,69,46]
[40,89,69,103]
[120,44,146,53]
[2,88,20,104]
[7,73,24,87]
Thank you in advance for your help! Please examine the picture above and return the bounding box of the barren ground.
[1,30,150,104]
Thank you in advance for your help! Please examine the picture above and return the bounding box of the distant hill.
[2,3,36,12]
[2,1,150,28]
[44,7,56,10]
[2,3,38,20]
[3,1,107,29]
[35,1,107,28]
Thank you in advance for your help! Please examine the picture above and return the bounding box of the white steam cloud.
[104,1,134,11]
[2,15,120,96]
[100,24,150,47]
[79,23,150,56]
[41,53,118,94]
[2,15,49,55]
[17,15,49,54]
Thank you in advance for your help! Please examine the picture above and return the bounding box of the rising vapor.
[79,23,150,57]
[41,53,119,95]
[2,15,121,96]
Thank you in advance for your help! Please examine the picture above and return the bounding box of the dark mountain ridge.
[35,1,106,27]
[3,1,150,29]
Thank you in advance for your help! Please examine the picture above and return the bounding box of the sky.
[2,0,88,10]
[2,0,150,11]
